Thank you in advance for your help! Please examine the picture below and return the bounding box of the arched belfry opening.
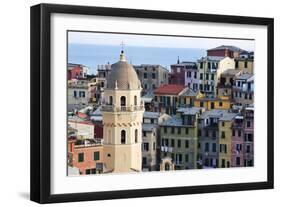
[120,96,126,107]
[121,130,126,144]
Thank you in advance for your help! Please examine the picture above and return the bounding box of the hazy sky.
[68,31,255,51]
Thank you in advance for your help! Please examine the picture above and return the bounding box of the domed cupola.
[106,51,141,90]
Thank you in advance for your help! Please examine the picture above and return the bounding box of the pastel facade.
[134,64,169,95]
[233,74,254,107]
[198,110,237,168]
[217,69,242,98]
[235,51,254,74]
[142,112,170,171]
[207,45,244,58]
[198,56,235,97]
[160,107,203,170]
[194,96,231,111]
[68,137,104,175]
[153,85,202,115]
[68,79,89,111]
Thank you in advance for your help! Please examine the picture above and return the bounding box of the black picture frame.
[30,3,274,204]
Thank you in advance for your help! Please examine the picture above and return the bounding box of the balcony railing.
[101,104,144,112]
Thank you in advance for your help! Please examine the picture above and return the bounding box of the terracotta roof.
[154,84,186,95]
[77,112,88,119]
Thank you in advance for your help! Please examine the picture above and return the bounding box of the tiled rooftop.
[154,84,186,95]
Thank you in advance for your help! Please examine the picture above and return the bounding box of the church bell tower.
[101,50,144,173]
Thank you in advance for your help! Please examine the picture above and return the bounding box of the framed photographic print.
[30,3,274,203]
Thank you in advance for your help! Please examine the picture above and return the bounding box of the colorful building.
[197,110,237,168]
[170,60,197,86]
[134,64,169,95]
[142,112,170,171]
[233,74,254,107]
[197,56,235,97]
[207,45,244,58]
[160,107,204,170]
[68,136,104,175]
[217,69,242,98]
[194,96,231,111]
[153,84,205,114]
[234,51,254,74]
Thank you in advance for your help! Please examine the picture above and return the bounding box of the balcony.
[101,104,144,112]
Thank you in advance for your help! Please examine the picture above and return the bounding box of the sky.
[68,31,255,51]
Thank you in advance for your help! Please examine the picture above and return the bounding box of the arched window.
[109,96,113,105]
[121,130,126,144]
[135,129,138,143]
[120,96,126,106]
[134,95,137,106]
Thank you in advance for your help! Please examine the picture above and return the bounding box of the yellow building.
[218,113,237,168]
[101,51,144,173]
[194,96,231,111]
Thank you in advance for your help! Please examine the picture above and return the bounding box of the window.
[121,130,126,144]
[152,73,156,79]
[109,96,113,105]
[153,142,156,150]
[178,140,181,148]
[185,128,189,134]
[212,143,216,152]
[152,84,156,89]
[78,153,84,162]
[219,102,223,107]
[200,84,203,90]
[244,61,248,68]
[238,130,241,137]
[144,84,147,89]
[185,154,189,162]
[171,127,175,134]
[143,73,147,79]
[143,143,149,151]
[235,61,239,68]
[93,151,100,161]
[222,159,226,168]
[200,101,204,107]
[120,96,126,107]
[200,73,203,80]
[86,169,91,174]
[211,102,215,109]
[73,91,77,97]
[185,140,189,148]
[142,157,147,165]
[221,131,225,138]
[135,129,138,143]
[200,62,203,69]
[198,129,201,136]
[206,73,209,80]
[143,131,147,137]
[207,62,211,69]
[134,96,137,106]
[247,121,251,127]
[194,72,197,78]
[232,129,235,136]
[212,130,216,138]
[164,126,167,133]
[79,91,85,97]
[171,139,175,147]
[205,143,209,152]
[177,127,181,134]
[211,74,214,80]
[246,145,250,153]
[221,121,225,127]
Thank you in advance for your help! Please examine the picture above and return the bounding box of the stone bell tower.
[101,50,144,173]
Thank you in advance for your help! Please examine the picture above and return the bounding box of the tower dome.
[106,51,141,90]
